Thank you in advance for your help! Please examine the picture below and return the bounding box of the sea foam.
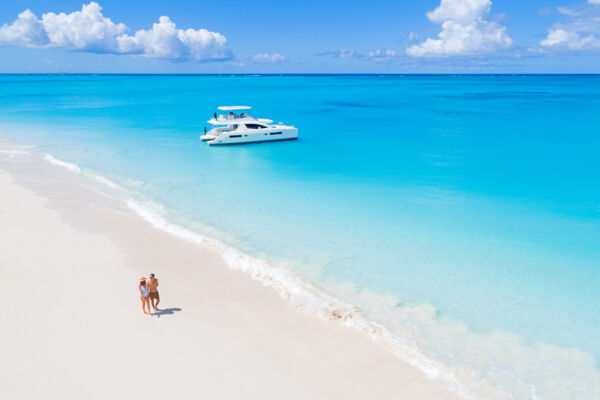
[43,154,81,173]
[94,175,120,189]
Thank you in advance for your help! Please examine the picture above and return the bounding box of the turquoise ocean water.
[0,74,599,399]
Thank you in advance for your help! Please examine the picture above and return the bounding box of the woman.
[139,277,151,315]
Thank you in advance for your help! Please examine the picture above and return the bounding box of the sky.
[1,0,600,73]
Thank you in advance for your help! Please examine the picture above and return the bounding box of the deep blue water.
[1,74,599,399]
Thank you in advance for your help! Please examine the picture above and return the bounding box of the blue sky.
[1,0,599,73]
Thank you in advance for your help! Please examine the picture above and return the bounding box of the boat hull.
[209,137,298,145]
[207,127,298,145]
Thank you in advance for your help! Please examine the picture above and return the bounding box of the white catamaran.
[200,106,298,145]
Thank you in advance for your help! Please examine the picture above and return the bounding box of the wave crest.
[43,154,81,173]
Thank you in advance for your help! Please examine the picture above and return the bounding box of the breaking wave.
[43,154,81,173]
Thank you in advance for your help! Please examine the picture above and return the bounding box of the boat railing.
[217,113,253,122]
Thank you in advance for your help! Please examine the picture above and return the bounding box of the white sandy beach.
[0,166,457,399]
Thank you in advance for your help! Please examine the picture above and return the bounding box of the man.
[147,273,160,312]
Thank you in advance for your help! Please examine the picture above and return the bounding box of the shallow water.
[1,74,599,399]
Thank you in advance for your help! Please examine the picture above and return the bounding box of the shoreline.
[2,72,600,400]
[0,158,458,398]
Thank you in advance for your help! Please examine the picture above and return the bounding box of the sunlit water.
[1,74,599,399]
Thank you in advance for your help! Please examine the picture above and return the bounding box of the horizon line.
[2,73,600,76]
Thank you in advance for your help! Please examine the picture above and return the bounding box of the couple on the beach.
[139,274,159,315]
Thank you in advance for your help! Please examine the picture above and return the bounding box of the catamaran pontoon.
[200,106,298,145]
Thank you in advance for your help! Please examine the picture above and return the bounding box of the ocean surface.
[0,74,599,399]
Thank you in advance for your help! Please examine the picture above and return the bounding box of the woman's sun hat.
[140,277,146,282]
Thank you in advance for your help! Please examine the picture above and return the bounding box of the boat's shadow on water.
[153,307,182,318]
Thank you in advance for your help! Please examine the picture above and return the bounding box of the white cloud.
[0,10,49,47]
[365,48,397,62]
[406,0,512,57]
[315,49,355,58]
[0,2,127,52]
[427,0,491,24]
[316,48,399,63]
[252,53,286,64]
[117,16,229,62]
[337,48,355,58]
[42,2,126,51]
[0,2,231,62]
[540,2,600,51]
[541,28,600,50]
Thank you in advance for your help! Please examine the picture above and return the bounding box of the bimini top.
[218,106,251,111]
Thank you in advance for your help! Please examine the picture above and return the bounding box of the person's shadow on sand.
[153,307,182,318]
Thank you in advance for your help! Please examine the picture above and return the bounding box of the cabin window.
[270,132,283,135]
[229,135,242,138]
[245,124,266,129]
